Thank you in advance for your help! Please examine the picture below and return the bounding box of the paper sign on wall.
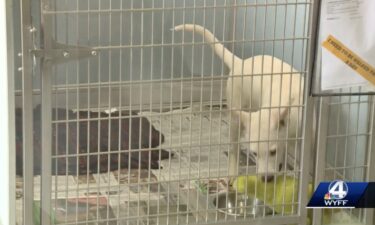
[320,0,375,91]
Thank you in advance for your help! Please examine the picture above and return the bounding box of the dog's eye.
[252,152,257,157]
[270,149,276,156]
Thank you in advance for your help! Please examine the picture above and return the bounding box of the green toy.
[233,175,350,224]
[234,175,313,215]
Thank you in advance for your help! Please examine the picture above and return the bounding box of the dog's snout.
[262,175,274,182]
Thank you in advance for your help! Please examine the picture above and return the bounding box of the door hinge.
[30,40,98,64]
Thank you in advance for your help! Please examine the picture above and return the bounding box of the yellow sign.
[322,35,375,86]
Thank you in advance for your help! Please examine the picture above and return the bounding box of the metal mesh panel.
[313,94,375,225]
[14,1,330,225]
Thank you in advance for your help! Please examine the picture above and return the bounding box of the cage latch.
[30,40,98,64]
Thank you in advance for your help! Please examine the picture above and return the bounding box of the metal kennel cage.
[9,0,373,225]
[312,95,375,225]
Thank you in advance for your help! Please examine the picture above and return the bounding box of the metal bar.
[197,1,210,222]
[249,1,259,217]
[178,1,186,223]
[167,1,177,224]
[14,71,308,92]
[206,1,217,220]
[75,0,81,223]
[312,92,375,97]
[343,94,354,181]
[185,2,194,222]
[51,2,59,219]
[126,1,134,224]
[364,97,375,225]
[157,1,166,223]
[351,95,363,183]
[54,214,302,225]
[138,1,145,223]
[200,215,301,225]
[299,0,322,224]
[40,32,53,225]
[298,96,314,225]
[116,0,124,222]
[270,1,282,217]
[20,0,35,223]
[289,0,302,216]
[308,0,322,97]
[215,0,225,221]
[96,0,103,222]
[261,0,271,218]
[147,1,155,223]
[63,0,70,221]
[40,0,53,223]
[279,4,293,216]
[41,3,311,15]
[312,97,329,225]
[87,38,310,51]
[85,0,92,222]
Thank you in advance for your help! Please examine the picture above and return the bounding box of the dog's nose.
[279,163,283,171]
[262,175,274,182]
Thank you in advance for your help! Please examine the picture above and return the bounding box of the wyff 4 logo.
[324,180,349,206]
[308,180,372,208]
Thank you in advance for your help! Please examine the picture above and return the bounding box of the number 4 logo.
[328,180,348,199]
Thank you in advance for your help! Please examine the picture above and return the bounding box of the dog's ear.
[271,107,289,129]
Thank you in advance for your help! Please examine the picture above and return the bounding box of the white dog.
[174,24,304,181]
[236,97,303,181]
[234,60,304,182]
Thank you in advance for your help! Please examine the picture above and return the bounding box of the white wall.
[233,0,309,71]
[46,0,308,85]
[14,0,309,97]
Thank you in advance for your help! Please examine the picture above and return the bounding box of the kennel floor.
[16,105,257,225]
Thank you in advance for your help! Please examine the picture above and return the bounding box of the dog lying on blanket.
[174,24,304,180]
[15,105,171,176]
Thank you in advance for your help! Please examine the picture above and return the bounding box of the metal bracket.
[30,39,97,64]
